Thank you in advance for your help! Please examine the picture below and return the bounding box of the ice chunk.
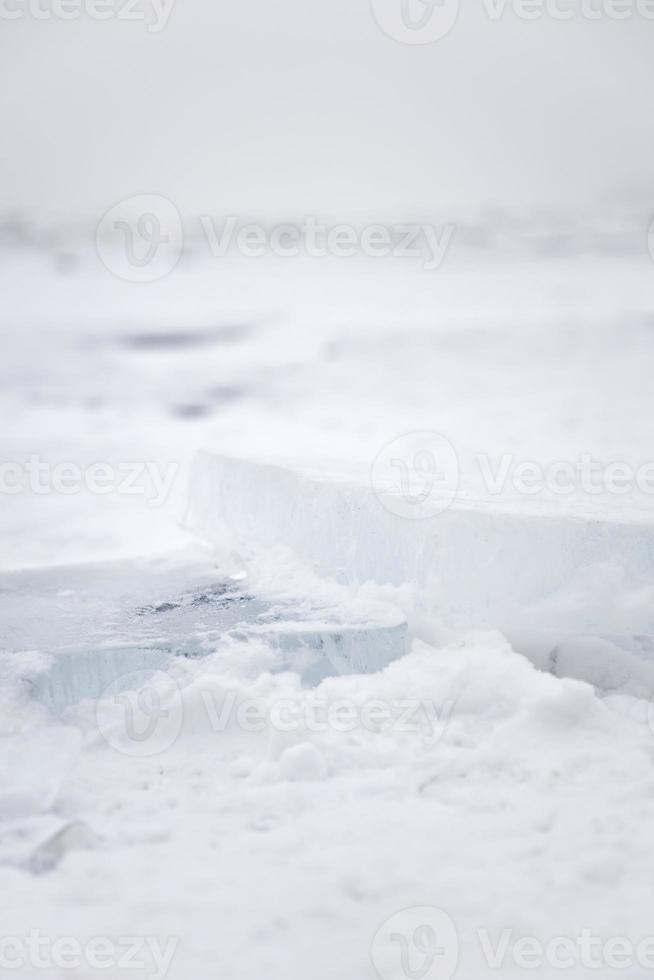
[259,621,409,678]
[0,556,269,656]
[186,452,654,639]
[28,619,409,715]
[28,646,172,715]
[0,555,408,713]
[185,452,654,693]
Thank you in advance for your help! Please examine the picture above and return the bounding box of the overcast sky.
[2,0,653,221]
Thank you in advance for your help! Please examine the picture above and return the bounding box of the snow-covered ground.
[3,218,654,978]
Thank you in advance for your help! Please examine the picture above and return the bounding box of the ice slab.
[30,623,408,715]
[28,646,172,715]
[244,621,409,677]
[0,556,408,713]
[185,453,654,682]
[0,558,268,655]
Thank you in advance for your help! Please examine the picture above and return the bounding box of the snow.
[3,222,654,978]
[5,632,654,978]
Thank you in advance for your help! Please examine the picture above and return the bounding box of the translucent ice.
[185,452,654,691]
[0,555,408,713]
[186,453,654,635]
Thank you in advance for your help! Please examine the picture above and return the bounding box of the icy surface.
[187,453,654,653]
[3,238,654,977]
[0,552,408,712]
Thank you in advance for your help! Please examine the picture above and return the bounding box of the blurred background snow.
[2,0,654,561]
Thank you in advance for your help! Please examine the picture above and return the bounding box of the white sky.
[1,0,653,220]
